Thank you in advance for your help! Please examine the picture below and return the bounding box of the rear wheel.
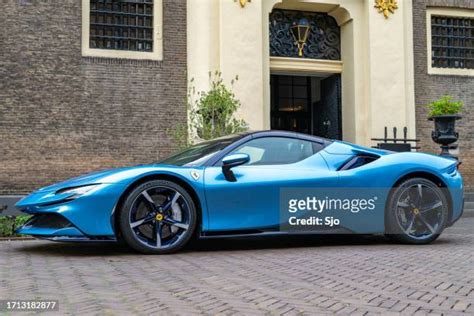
[118,180,197,254]
[386,178,449,244]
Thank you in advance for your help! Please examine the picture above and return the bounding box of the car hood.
[35,164,184,193]
[16,164,206,210]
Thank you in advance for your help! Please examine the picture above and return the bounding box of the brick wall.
[413,0,474,188]
[0,0,187,194]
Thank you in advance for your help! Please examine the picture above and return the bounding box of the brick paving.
[0,216,473,315]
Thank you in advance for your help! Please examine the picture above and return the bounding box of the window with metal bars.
[90,0,154,52]
[431,15,474,69]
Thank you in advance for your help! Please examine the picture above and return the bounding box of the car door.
[203,136,339,232]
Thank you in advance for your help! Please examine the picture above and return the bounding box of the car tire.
[385,177,449,245]
[118,180,197,254]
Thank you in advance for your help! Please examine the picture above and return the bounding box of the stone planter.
[429,114,461,157]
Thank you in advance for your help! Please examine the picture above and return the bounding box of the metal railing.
[371,127,420,152]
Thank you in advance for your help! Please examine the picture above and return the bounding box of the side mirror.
[222,153,250,182]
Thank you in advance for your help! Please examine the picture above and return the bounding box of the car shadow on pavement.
[185,234,454,253]
[12,241,133,257]
[11,234,455,257]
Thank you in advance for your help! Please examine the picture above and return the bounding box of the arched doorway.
[269,9,342,140]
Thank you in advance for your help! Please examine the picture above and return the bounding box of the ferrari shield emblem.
[191,171,200,181]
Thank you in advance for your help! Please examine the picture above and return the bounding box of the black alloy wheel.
[119,180,197,254]
[386,178,449,244]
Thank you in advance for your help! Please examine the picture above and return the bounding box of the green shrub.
[166,122,189,151]
[167,71,249,150]
[0,216,31,237]
[190,72,248,140]
[426,95,463,117]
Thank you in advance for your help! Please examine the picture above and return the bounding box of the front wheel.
[386,178,449,244]
[118,180,197,254]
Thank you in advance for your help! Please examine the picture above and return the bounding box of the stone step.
[0,196,23,217]
[465,192,474,202]
[462,195,474,218]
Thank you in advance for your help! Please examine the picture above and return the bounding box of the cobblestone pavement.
[0,216,473,315]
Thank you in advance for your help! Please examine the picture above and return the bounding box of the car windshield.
[160,134,244,166]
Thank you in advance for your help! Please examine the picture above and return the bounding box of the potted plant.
[427,95,463,157]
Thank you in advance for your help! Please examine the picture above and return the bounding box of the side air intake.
[338,155,379,171]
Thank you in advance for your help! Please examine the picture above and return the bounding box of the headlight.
[55,184,99,197]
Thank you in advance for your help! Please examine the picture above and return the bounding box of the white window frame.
[81,0,163,61]
[426,7,474,76]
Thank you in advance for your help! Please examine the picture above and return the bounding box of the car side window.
[229,137,317,165]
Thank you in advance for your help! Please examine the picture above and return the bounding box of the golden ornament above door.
[374,0,399,19]
[237,0,251,8]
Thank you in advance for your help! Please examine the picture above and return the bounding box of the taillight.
[457,161,462,170]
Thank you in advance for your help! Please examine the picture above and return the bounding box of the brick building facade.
[0,0,473,200]
[0,0,187,195]
[413,0,474,188]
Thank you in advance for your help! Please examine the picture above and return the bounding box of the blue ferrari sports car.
[16,131,463,254]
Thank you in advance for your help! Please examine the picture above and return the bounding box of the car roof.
[244,130,332,145]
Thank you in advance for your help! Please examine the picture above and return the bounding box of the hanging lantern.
[290,18,310,57]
